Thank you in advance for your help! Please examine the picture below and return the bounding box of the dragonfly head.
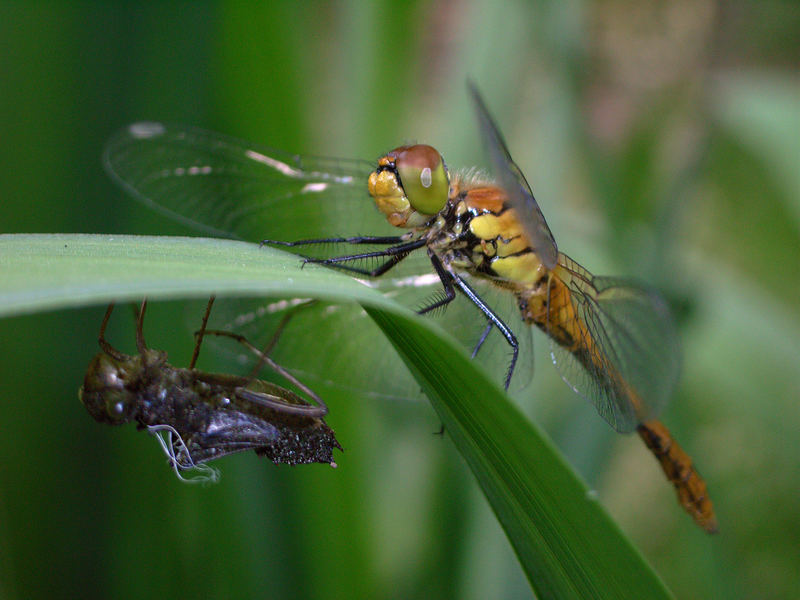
[368,144,449,228]
[79,350,158,425]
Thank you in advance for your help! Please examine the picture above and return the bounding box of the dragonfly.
[79,297,341,482]
[103,83,716,531]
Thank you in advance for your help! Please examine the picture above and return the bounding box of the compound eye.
[394,145,449,216]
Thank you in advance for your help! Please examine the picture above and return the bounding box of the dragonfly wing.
[194,276,534,405]
[467,82,558,269]
[550,256,681,433]
[104,122,387,242]
[197,297,430,402]
[187,434,280,463]
[164,417,281,466]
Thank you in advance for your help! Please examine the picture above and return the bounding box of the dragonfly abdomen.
[517,270,593,357]
[517,267,643,426]
[637,420,718,533]
[520,277,718,531]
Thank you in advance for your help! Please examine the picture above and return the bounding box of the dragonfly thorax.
[419,177,549,290]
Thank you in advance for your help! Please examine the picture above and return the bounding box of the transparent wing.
[186,425,281,462]
[467,82,558,270]
[550,255,681,433]
[104,122,392,241]
[194,278,534,405]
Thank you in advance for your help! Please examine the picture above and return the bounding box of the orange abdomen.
[637,420,718,533]
[519,269,718,533]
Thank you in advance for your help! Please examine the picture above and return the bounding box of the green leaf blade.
[1,232,672,598]
[0,233,382,317]
[365,307,673,599]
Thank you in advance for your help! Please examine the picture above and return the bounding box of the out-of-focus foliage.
[0,2,797,599]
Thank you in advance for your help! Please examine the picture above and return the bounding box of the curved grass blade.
[366,307,672,599]
[0,232,672,598]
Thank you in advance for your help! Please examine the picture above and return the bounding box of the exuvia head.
[79,300,151,424]
[368,144,449,228]
[79,350,155,425]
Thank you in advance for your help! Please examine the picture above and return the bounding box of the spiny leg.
[417,251,456,314]
[453,276,518,390]
[264,235,416,276]
[421,255,460,437]
[415,252,518,389]
[262,235,407,247]
[302,238,427,277]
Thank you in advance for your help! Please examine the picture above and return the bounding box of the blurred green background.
[0,2,798,599]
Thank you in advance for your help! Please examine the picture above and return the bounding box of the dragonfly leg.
[471,321,494,358]
[453,275,518,390]
[257,300,316,358]
[417,251,456,314]
[199,327,328,416]
[134,299,149,355]
[189,295,216,370]
[236,388,327,418]
[302,238,427,277]
[304,253,405,277]
[262,235,407,247]
[96,303,129,361]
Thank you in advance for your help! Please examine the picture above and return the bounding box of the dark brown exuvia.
[79,298,340,482]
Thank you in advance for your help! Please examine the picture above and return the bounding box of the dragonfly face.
[102,84,715,531]
[369,147,551,288]
[368,144,449,227]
